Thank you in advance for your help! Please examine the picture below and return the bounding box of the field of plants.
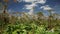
[0,0,60,34]
[0,11,60,34]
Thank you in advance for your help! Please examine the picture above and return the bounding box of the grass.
[0,12,60,34]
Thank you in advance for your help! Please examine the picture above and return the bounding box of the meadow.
[0,11,60,34]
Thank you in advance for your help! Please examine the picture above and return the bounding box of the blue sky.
[0,0,60,15]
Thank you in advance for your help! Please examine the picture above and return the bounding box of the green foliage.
[0,11,60,34]
[3,22,60,34]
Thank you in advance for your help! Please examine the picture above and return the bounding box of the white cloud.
[8,9,12,12]
[36,0,46,4]
[24,0,47,10]
[40,5,52,10]
[28,9,34,15]
[23,0,46,15]
[17,0,46,4]
[25,3,37,9]
[24,0,46,4]
[25,3,36,15]
[8,9,15,13]
[25,0,46,9]
[23,0,36,2]
[51,11,55,14]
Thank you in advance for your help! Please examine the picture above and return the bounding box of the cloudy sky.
[0,0,60,15]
